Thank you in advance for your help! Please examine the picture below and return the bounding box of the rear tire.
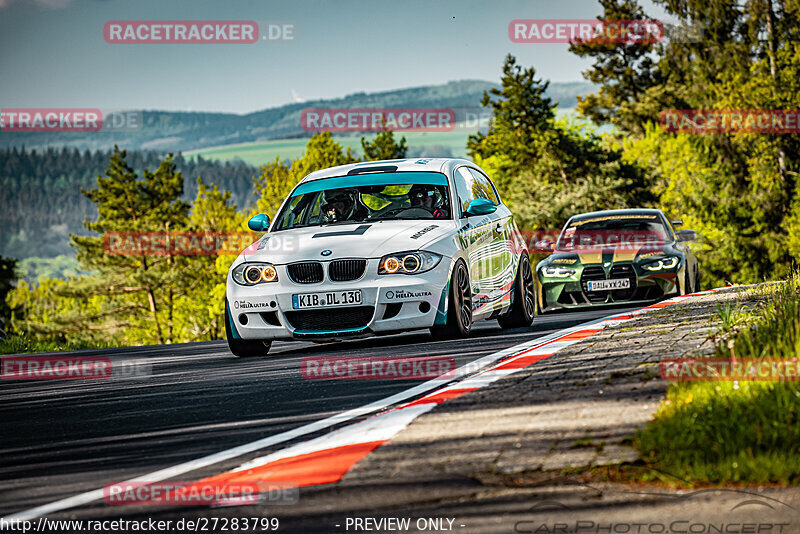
[498,254,535,329]
[682,267,691,295]
[225,301,272,357]
[430,260,472,340]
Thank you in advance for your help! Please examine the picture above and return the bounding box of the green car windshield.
[556,214,672,251]
[273,172,452,231]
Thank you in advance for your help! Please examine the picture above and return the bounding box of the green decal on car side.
[226,300,241,339]
[433,281,450,326]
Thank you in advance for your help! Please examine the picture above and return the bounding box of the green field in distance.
[186,109,590,166]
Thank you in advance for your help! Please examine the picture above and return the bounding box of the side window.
[454,167,476,217]
[468,168,500,204]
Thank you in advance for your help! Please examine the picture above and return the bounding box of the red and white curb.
[2,287,729,522]
[173,288,730,497]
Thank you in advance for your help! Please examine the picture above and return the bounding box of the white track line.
[1,321,581,522]
[2,289,725,523]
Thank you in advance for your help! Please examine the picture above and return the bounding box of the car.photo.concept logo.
[514,492,794,533]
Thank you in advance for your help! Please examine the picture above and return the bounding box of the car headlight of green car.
[541,266,577,278]
[641,256,680,271]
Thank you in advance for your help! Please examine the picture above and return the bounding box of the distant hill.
[0,80,595,153]
[0,147,259,261]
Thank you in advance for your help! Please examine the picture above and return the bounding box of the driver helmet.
[322,189,357,221]
[408,184,436,208]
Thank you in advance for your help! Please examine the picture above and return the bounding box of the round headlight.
[245,265,263,284]
[261,265,278,282]
[383,257,400,273]
[402,254,420,273]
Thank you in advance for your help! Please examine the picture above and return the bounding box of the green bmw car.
[535,209,700,312]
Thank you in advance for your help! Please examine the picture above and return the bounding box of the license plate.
[587,279,630,291]
[292,290,362,309]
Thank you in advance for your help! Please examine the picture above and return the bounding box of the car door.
[453,166,503,317]
[467,167,516,312]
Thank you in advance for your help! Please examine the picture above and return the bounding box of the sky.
[0,0,668,114]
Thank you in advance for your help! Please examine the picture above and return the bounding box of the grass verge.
[634,274,800,485]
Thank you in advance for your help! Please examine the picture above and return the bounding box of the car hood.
[538,242,680,268]
[241,219,456,263]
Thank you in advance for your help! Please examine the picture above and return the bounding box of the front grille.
[610,264,636,301]
[287,262,324,284]
[284,306,374,332]
[580,266,607,303]
[633,285,664,301]
[557,291,587,306]
[329,259,367,282]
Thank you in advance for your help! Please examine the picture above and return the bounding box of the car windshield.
[273,172,452,231]
[555,214,672,251]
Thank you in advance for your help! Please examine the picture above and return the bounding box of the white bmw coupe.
[225,158,534,356]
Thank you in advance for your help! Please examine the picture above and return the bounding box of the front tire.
[225,301,272,357]
[498,254,535,329]
[430,260,472,340]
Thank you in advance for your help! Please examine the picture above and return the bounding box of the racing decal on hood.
[577,251,603,265]
[612,247,641,263]
[551,257,577,264]
[312,224,371,238]
[638,250,663,260]
[409,224,438,239]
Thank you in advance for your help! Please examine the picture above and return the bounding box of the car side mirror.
[463,198,497,217]
[247,214,270,232]
[676,229,697,242]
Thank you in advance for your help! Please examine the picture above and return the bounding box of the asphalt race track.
[0,307,639,525]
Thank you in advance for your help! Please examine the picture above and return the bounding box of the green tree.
[68,146,190,344]
[568,0,663,135]
[361,127,408,160]
[467,54,651,230]
[173,179,248,341]
[0,256,17,336]
[252,132,358,218]
[467,54,557,190]
[570,0,800,284]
